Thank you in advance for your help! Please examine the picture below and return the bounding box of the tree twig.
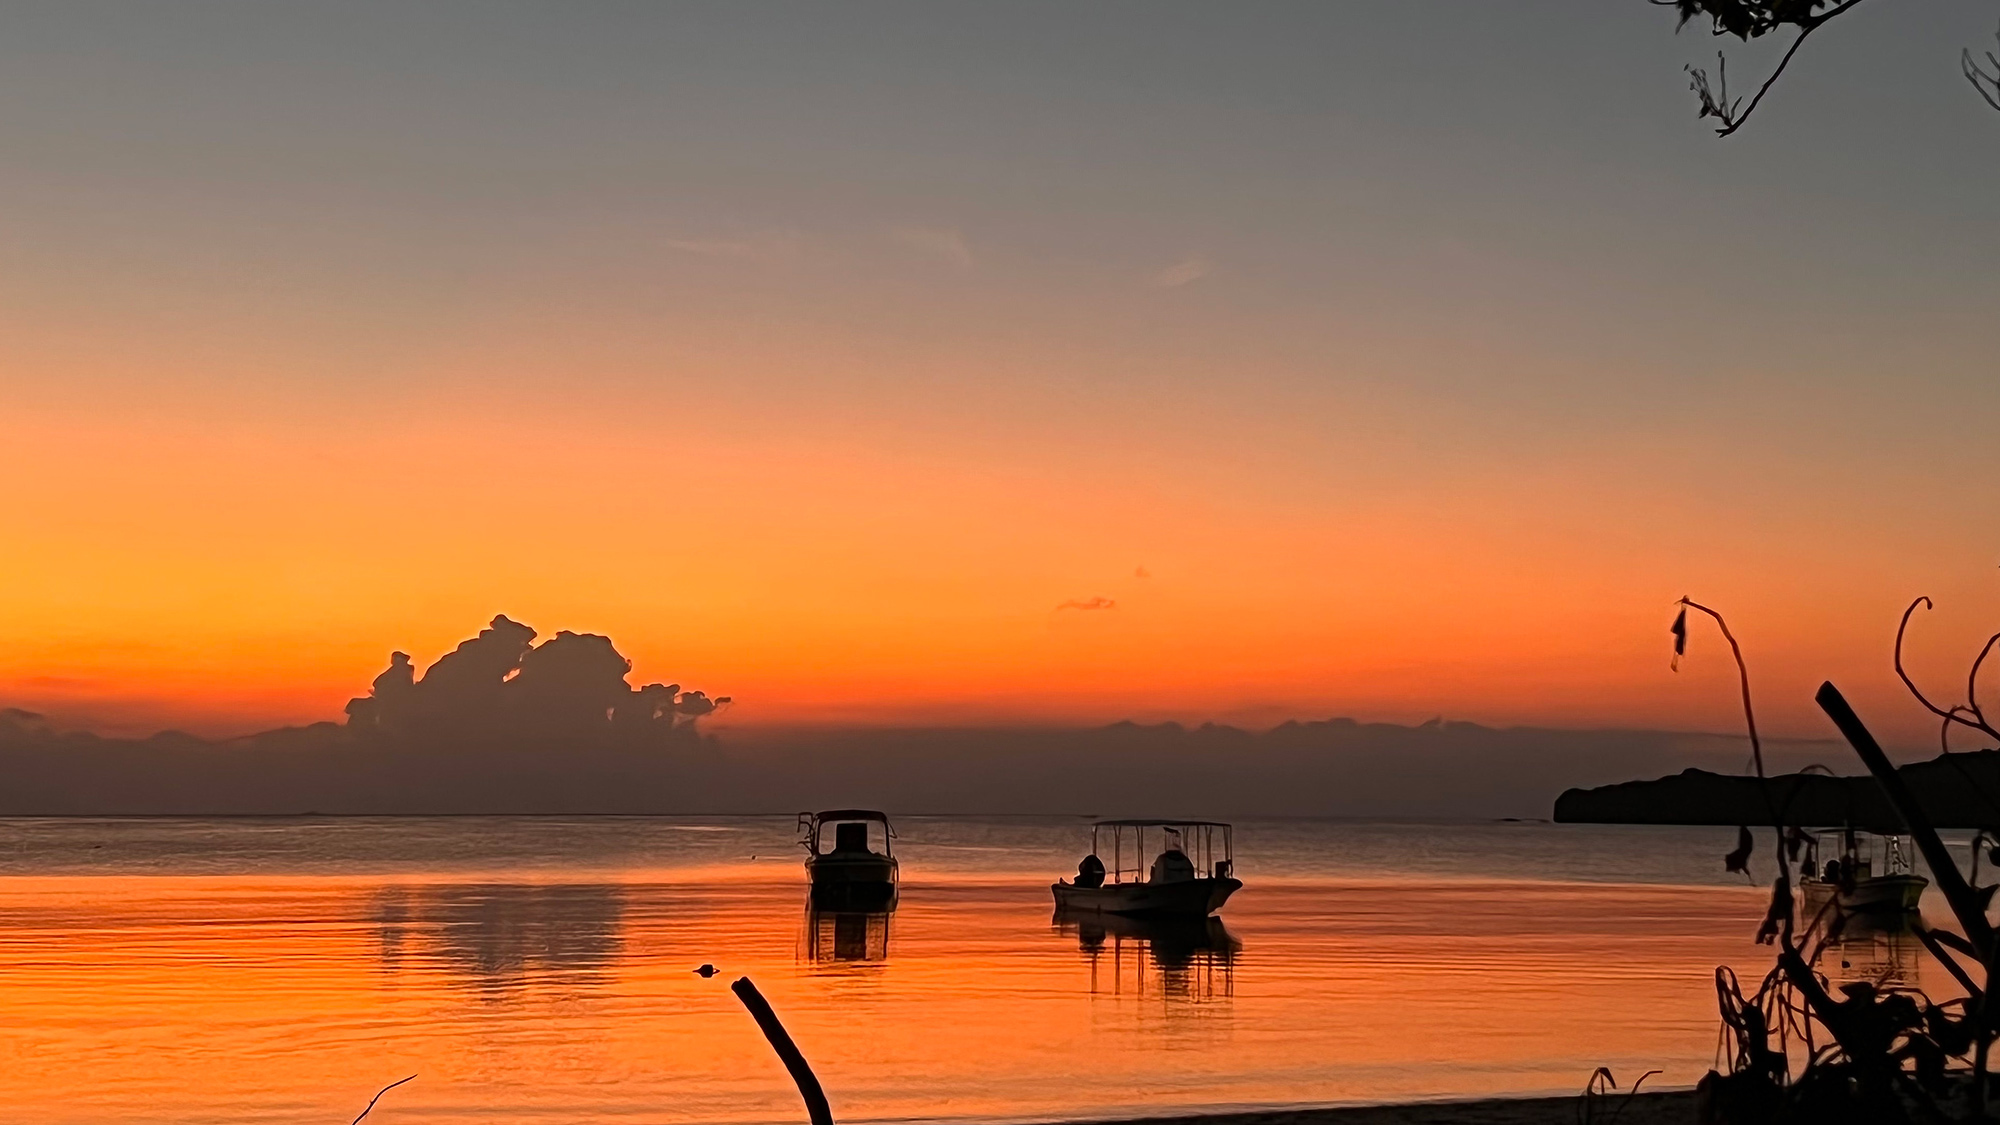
[1895,596,2000,742]
[1666,0,1872,136]
[1706,22,1819,137]
[1678,598,1773,789]
[1967,631,1999,732]
[352,1075,416,1125]
[1966,24,2000,113]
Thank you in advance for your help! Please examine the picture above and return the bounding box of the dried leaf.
[1755,876,1791,945]
[1725,825,1754,875]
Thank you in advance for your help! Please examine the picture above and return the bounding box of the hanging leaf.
[1670,606,1688,671]
[1755,876,1791,945]
[1725,825,1754,875]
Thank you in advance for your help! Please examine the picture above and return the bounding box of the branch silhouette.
[1654,0,1870,136]
[1893,596,2000,745]
[351,1075,416,1125]
[1967,23,2000,113]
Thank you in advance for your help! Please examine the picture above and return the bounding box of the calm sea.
[0,817,1954,1124]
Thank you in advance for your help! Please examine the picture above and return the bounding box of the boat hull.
[1050,876,1239,917]
[807,854,898,911]
[1801,874,1926,919]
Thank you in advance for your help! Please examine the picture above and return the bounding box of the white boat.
[800,810,898,911]
[1796,828,1927,920]
[1051,819,1241,918]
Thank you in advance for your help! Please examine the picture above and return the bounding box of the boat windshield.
[799,811,896,857]
[1797,829,1915,883]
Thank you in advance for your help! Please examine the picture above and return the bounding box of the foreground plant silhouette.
[351,1074,415,1124]
[1679,593,2000,1123]
[1651,3,2000,136]
[733,976,835,1125]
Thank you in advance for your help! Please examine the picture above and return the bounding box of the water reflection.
[375,882,624,994]
[1815,915,1925,988]
[802,905,893,964]
[1055,910,1238,1002]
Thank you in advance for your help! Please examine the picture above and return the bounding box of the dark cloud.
[342,615,720,745]
[1056,596,1116,611]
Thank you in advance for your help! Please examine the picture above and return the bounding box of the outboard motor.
[834,821,870,853]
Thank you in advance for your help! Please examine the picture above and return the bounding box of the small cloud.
[1056,596,1117,612]
[1133,566,1150,579]
[1148,256,1210,289]
[892,226,973,268]
[662,230,803,262]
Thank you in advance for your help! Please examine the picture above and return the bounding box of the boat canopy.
[799,810,897,858]
[1086,820,1233,885]
[1092,818,1232,828]
[812,809,894,823]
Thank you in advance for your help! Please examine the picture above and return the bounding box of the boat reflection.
[374,882,624,995]
[1814,914,1926,989]
[802,906,893,964]
[1055,909,1238,1002]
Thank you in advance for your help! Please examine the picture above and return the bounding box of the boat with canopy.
[800,809,899,911]
[1051,819,1240,917]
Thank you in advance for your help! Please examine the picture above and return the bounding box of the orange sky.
[2,3,1996,748]
[3,364,1994,746]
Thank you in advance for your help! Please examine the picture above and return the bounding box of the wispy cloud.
[1133,566,1151,579]
[892,226,973,268]
[1055,596,1116,612]
[1148,255,1210,289]
[661,229,803,262]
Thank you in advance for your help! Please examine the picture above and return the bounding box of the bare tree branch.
[731,977,834,1125]
[1657,0,1872,136]
[1696,22,1822,137]
[1969,631,2000,731]
[1967,24,2000,113]
[1896,596,2000,743]
[1897,596,1955,719]
[1678,597,1769,780]
[352,1076,416,1125]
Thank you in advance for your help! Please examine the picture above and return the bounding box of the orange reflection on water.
[7,866,1924,1124]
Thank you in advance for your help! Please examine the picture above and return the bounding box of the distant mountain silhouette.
[0,649,1859,815]
[1555,750,2000,829]
[0,616,1902,815]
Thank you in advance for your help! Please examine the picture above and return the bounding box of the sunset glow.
[2,2,1995,750]
[12,6,2000,1125]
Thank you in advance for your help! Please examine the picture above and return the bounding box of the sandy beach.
[1074,1091,1695,1125]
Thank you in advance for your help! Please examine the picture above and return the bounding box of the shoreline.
[1041,1090,1696,1125]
